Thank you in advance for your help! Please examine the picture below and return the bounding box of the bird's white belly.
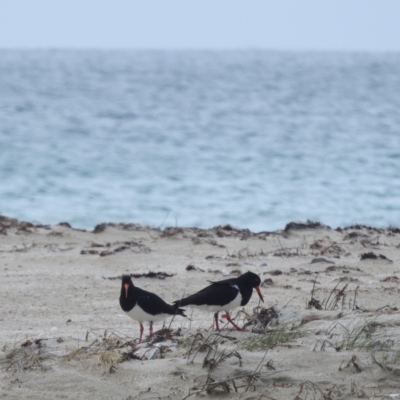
[125,304,171,323]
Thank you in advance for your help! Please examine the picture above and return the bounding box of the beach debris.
[325,265,362,274]
[161,227,185,237]
[308,298,323,310]
[371,352,400,377]
[98,349,124,373]
[242,306,279,333]
[0,215,43,235]
[360,252,393,262]
[65,330,140,372]
[81,249,99,255]
[142,346,160,360]
[81,240,151,256]
[191,236,201,245]
[104,271,175,280]
[284,220,330,231]
[380,276,399,282]
[205,239,226,248]
[92,222,148,233]
[324,281,350,310]
[311,257,335,264]
[309,238,345,258]
[261,278,274,287]
[273,247,300,257]
[307,273,322,310]
[92,223,108,233]
[298,269,312,275]
[57,222,72,228]
[225,262,240,267]
[268,269,283,275]
[185,264,204,273]
[306,273,359,310]
[334,276,359,282]
[1,339,52,372]
[294,381,338,400]
[147,328,182,346]
[339,355,364,373]
[183,348,276,399]
[128,271,175,279]
[343,231,368,241]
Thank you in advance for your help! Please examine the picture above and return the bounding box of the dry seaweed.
[93,222,149,234]
[104,271,175,280]
[161,227,185,237]
[284,220,330,231]
[243,306,280,333]
[360,252,393,262]
[307,273,322,310]
[148,328,182,346]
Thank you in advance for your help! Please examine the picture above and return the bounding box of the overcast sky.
[1,0,400,51]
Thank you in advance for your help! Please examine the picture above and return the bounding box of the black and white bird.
[119,275,186,343]
[173,271,264,331]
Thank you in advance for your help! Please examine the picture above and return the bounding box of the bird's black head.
[121,275,134,298]
[239,271,264,302]
[120,275,136,311]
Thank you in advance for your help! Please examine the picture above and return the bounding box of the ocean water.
[1,50,399,232]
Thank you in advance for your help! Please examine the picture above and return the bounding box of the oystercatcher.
[173,271,264,331]
[119,275,186,343]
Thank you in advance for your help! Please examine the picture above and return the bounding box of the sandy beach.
[1,215,400,399]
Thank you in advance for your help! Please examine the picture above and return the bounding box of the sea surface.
[1,50,399,232]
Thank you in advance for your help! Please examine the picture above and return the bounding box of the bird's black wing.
[135,287,178,316]
[206,277,238,286]
[175,281,239,307]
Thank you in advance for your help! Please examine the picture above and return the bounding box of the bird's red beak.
[255,286,264,302]
[124,283,129,298]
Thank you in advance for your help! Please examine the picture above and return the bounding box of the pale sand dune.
[1,216,400,399]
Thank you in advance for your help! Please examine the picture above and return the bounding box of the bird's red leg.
[221,313,246,332]
[149,322,153,336]
[139,323,144,343]
[214,312,220,331]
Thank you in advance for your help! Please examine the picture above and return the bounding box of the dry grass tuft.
[371,351,400,376]
[63,329,139,373]
[294,380,335,400]
[183,346,278,399]
[182,331,238,364]
[1,339,55,372]
[240,325,305,351]
[307,274,359,311]
[97,349,124,374]
[314,319,398,353]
